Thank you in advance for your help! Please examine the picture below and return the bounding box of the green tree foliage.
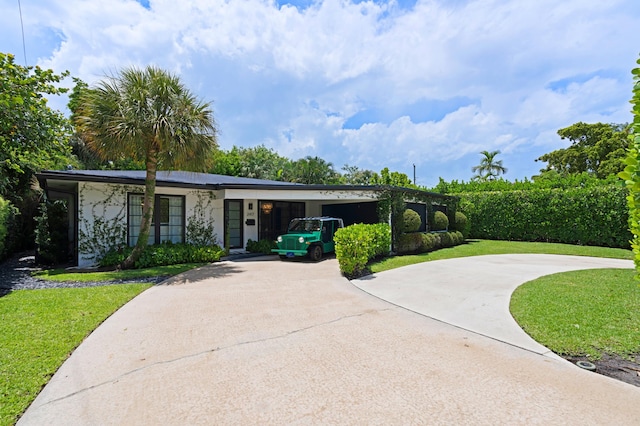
[281,155,340,184]
[68,78,145,171]
[471,150,507,181]
[0,196,17,258]
[619,58,640,273]
[341,164,379,185]
[0,53,74,202]
[210,145,288,180]
[373,167,415,187]
[75,66,218,269]
[537,122,630,179]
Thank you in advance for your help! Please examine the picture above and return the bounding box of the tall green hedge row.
[460,185,630,248]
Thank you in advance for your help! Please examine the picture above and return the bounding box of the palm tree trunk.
[121,148,158,269]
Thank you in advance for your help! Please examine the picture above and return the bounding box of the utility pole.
[413,164,416,185]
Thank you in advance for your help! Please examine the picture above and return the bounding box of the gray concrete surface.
[19,255,640,425]
[353,254,634,358]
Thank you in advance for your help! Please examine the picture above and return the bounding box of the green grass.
[0,284,151,426]
[510,269,640,359]
[370,240,632,273]
[33,263,205,282]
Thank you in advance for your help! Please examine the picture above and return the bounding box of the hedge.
[99,242,226,269]
[459,185,631,248]
[0,196,16,259]
[334,223,391,278]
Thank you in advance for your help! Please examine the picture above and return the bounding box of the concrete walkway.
[19,255,640,425]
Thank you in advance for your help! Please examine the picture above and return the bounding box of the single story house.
[37,170,458,267]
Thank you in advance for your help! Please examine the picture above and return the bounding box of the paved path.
[19,255,640,425]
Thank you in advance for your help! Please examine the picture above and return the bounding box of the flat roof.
[37,169,457,200]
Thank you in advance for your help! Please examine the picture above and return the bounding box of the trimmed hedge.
[397,231,464,254]
[403,209,422,232]
[432,211,449,231]
[100,242,225,269]
[334,223,391,278]
[452,211,470,238]
[460,185,631,248]
[246,238,277,254]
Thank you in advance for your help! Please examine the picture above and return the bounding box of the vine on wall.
[185,190,218,246]
[77,184,131,262]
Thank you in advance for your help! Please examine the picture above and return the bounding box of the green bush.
[432,211,449,231]
[420,233,438,252]
[99,242,225,269]
[246,238,276,254]
[460,185,630,248]
[397,233,423,254]
[452,212,470,238]
[402,209,422,233]
[334,223,391,278]
[440,232,454,248]
[0,196,16,259]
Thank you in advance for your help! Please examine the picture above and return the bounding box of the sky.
[1,0,638,186]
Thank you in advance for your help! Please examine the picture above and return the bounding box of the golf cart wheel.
[308,245,323,261]
[278,255,288,260]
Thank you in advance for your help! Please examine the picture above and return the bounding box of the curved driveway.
[20,255,640,425]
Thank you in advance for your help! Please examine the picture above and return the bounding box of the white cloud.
[0,0,637,183]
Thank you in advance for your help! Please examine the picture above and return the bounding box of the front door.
[224,200,243,249]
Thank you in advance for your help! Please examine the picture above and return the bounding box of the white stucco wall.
[77,182,223,267]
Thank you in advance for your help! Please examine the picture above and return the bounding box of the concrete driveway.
[19,255,640,425]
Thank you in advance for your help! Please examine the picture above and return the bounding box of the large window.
[128,194,184,246]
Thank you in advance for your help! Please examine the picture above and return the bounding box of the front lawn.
[510,268,640,358]
[370,240,632,273]
[0,284,151,426]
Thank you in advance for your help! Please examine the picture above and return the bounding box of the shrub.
[334,223,391,278]
[432,211,449,231]
[246,239,276,254]
[403,209,422,233]
[99,242,225,269]
[420,233,438,252]
[440,232,454,248]
[453,211,470,238]
[460,185,630,248]
[397,233,423,254]
[0,196,16,259]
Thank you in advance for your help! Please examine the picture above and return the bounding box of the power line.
[18,0,27,66]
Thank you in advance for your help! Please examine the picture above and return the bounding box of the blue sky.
[1,0,638,186]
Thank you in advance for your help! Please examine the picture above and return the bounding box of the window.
[128,194,184,246]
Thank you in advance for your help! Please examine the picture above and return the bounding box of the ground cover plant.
[370,239,632,273]
[0,284,151,426]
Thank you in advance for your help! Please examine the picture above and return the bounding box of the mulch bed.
[563,354,640,387]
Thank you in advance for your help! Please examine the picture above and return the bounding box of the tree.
[372,167,415,188]
[341,164,379,185]
[536,122,630,179]
[471,150,507,181]
[0,52,74,204]
[282,156,340,184]
[0,52,75,253]
[76,66,218,269]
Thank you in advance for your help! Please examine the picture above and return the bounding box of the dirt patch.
[564,353,640,387]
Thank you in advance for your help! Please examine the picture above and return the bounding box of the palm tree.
[76,66,218,269]
[471,150,507,181]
